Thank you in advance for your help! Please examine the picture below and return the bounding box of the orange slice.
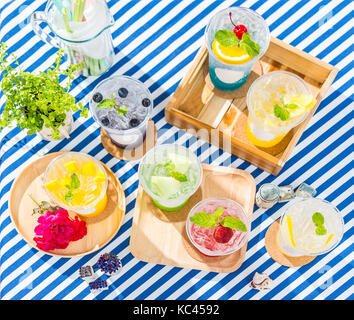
[212,40,252,64]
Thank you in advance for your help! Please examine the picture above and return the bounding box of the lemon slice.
[212,40,252,65]
[284,94,316,111]
[325,234,334,246]
[286,215,296,247]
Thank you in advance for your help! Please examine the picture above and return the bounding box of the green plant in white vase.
[0,43,88,140]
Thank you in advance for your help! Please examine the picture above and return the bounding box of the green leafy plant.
[0,43,88,139]
[190,206,247,232]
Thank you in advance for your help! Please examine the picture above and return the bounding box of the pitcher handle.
[31,11,61,48]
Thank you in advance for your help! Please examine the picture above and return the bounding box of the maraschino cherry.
[229,12,248,40]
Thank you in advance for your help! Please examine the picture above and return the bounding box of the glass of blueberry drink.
[90,75,153,149]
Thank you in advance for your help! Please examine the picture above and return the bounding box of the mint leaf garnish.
[312,212,327,235]
[163,160,187,182]
[64,173,80,202]
[239,32,260,57]
[64,191,74,202]
[274,104,290,121]
[169,170,187,182]
[215,30,239,47]
[190,212,220,228]
[116,105,128,116]
[220,216,247,232]
[312,212,325,227]
[315,225,327,236]
[286,104,299,109]
[97,99,116,109]
[70,173,80,189]
[190,207,224,228]
[274,99,300,121]
[164,160,175,171]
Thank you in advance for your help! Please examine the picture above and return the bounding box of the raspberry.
[213,225,233,243]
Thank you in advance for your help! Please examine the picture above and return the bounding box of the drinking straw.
[53,0,72,20]
[73,0,86,22]
[62,8,72,33]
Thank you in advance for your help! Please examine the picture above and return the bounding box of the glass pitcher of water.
[31,0,115,77]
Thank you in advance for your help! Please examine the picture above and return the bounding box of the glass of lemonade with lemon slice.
[138,144,203,211]
[44,152,108,217]
[279,198,344,257]
[247,71,316,148]
[205,7,270,91]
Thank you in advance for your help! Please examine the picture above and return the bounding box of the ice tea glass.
[278,198,344,257]
[205,7,270,91]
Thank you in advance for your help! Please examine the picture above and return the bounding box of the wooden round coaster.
[265,219,316,267]
[100,119,157,161]
[9,152,126,258]
[204,60,264,100]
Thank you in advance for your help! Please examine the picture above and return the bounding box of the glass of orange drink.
[43,152,108,217]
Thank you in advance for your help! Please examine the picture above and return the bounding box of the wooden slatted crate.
[165,37,338,175]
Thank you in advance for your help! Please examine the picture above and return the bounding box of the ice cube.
[295,183,317,198]
[278,185,296,203]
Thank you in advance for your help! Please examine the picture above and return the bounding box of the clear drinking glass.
[205,7,270,91]
[186,198,249,257]
[43,152,108,217]
[89,75,153,150]
[138,144,203,211]
[31,0,115,77]
[278,198,344,257]
[246,71,314,148]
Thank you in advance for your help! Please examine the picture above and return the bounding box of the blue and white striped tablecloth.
[0,0,353,300]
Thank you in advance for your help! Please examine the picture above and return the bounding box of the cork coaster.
[204,60,264,100]
[265,219,316,267]
[181,227,243,267]
[100,119,157,161]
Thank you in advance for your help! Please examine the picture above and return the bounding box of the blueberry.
[118,88,128,98]
[129,118,140,127]
[101,117,110,126]
[93,92,103,103]
[142,98,151,108]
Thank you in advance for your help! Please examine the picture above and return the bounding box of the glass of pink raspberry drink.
[186,198,250,257]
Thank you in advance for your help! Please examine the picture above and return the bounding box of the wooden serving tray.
[130,164,256,273]
[165,37,338,175]
[9,152,126,258]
